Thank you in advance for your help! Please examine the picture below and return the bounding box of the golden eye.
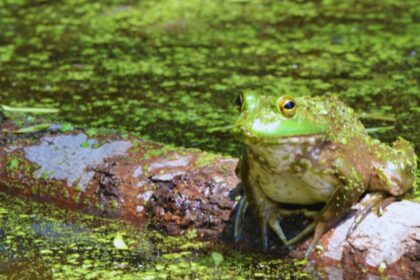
[235,94,243,110]
[278,96,296,117]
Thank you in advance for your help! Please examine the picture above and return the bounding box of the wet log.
[300,199,420,279]
[0,118,240,241]
[0,117,419,278]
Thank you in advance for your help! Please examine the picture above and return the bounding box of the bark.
[0,117,419,279]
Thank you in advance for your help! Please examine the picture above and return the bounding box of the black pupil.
[235,96,242,106]
[284,101,295,109]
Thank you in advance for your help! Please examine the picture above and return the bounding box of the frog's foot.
[234,194,291,250]
[346,192,395,238]
[263,207,319,251]
[274,208,318,248]
[259,205,290,251]
[267,209,290,250]
[234,194,249,242]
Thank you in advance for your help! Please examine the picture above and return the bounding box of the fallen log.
[0,117,240,241]
[0,117,419,279]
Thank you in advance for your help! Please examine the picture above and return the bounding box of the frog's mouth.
[234,129,324,146]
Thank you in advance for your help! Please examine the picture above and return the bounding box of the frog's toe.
[234,194,249,242]
[305,243,315,259]
[268,211,290,248]
[347,192,394,237]
[257,206,283,252]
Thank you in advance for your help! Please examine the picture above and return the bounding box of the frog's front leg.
[234,192,318,247]
[235,156,289,249]
[239,181,290,250]
[250,187,289,251]
[304,158,367,257]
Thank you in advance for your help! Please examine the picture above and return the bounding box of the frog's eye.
[235,95,243,110]
[278,96,296,118]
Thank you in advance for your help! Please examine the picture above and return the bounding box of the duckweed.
[0,0,419,277]
[0,192,311,279]
[0,0,418,157]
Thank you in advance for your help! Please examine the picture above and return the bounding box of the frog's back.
[305,96,368,143]
[308,96,417,196]
[307,97,417,196]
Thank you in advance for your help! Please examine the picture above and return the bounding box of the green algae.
[0,0,420,277]
[0,0,418,157]
[0,192,311,279]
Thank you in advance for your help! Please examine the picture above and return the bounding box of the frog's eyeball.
[235,95,243,110]
[278,96,296,117]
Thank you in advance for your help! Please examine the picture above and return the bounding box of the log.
[0,117,419,278]
[0,118,239,241]
[300,199,420,279]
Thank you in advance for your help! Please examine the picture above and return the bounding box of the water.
[0,0,418,156]
[0,0,419,278]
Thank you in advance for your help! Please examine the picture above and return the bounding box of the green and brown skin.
[233,93,417,256]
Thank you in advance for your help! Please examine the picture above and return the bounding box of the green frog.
[233,93,417,256]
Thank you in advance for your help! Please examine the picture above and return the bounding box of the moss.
[62,188,69,200]
[6,156,20,173]
[142,143,180,159]
[110,199,118,210]
[195,151,220,168]
[71,193,81,204]
[80,141,90,148]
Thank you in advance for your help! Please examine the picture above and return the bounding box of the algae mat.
[0,0,419,278]
[0,0,419,156]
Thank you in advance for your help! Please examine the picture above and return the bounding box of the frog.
[232,93,417,257]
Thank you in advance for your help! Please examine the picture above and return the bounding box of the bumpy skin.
[233,94,417,255]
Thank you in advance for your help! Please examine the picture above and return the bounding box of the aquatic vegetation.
[0,0,418,156]
[0,192,311,279]
[0,0,419,277]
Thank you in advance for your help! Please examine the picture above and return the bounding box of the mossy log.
[0,117,419,279]
[0,118,240,241]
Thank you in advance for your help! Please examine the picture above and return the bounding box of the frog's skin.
[233,93,417,256]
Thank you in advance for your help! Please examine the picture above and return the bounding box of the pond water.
[0,0,419,156]
[0,0,419,278]
[0,192,312,279]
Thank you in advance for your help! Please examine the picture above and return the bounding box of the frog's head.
[233,93,329,145]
